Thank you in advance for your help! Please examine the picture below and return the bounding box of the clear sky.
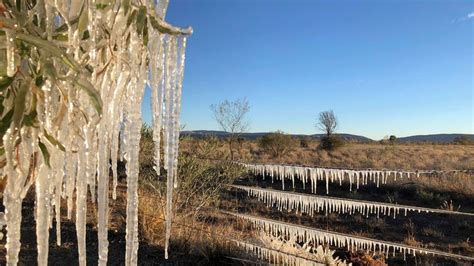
[142,0,473,140]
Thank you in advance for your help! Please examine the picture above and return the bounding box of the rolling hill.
[396,134,474,143]
[180,131,473,143]
[180,130,372,142]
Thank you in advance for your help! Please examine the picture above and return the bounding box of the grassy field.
[197,139,474,170]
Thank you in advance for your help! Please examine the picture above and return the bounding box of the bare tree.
[316,110,343,150]
[317,110,337,137]
[210,98,250,160]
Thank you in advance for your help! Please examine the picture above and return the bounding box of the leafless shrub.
[317,110,338,137]
[210,98,250,160]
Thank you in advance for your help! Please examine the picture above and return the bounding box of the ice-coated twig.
[1,1,191,265]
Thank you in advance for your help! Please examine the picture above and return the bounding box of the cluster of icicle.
[241,163,424,194]
[0,1,190,265]
[258,232,349,266]
[225,211,474,262]
[232,239,324,266]
[230,185,474,218]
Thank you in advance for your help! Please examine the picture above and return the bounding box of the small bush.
[300,138,310,148]
[319,136,344,151]
[258,131,296,159]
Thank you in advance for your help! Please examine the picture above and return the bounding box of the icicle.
[230,239,322,265]
[151,32,165,176]
[124,31,148,265]
[36,162,50,265]
[226,211,473,262]
[5,30,16,77]
[164,36,176,259]
[242,163,443,195]
[172,36,188,188]
[231,185,474,218]
[76,140,88,266]
[2,2,191,265]
[52,148,64,246]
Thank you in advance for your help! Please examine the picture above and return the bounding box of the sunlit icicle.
[151,32,166,176]
[76,138,88,266]
[5,30,16,77]
[124,33,148,265]
[36,162,50,265]
[164,35,178,260]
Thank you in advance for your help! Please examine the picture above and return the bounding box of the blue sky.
[142,0,473,140]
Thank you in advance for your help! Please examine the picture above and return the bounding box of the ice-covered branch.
[1,1,190,265]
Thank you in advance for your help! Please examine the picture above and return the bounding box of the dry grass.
[403,220,422,247]
[181,138,474,171]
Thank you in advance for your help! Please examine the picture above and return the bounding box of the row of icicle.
[232,239,325,266]
[224,211,474,262]
[240,163,470,194]
[230,185,474,218]
[0,0,190,265]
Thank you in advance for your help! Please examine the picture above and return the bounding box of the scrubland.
[1,136,472,265]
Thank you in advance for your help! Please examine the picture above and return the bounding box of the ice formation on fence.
[224,211,474,262]
[259,232,349,266]
[231,239,325,266]
[230,185,474,218]
[240,163,469,194]
[0,1,191,265]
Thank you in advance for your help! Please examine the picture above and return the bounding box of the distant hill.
[396,134,474,143]
[180,131,474,143]
[180,130,372,142]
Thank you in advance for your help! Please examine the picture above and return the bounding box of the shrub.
[300,138,310,148]
[139,138,245,249]
[258,131,296,159]
[319,135,344,151]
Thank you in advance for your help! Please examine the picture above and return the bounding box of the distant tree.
[317,110,337,137]
[258,131,296,160]
[316,110,343,150]
[210,98,250,160]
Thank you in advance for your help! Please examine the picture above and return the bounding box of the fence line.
[186,155,473,174]
[222,210,474,262]
[239,162,473,176]
[229,184,474,217]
